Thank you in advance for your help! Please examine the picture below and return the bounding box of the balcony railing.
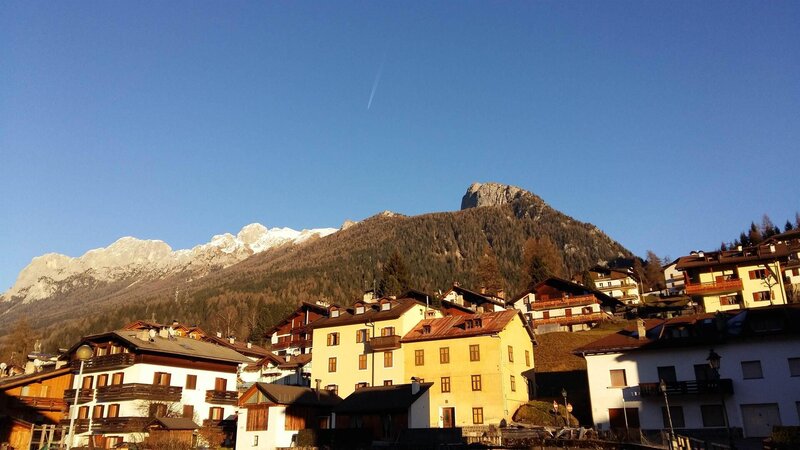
[368,335,401,351]
[71,353,136,373]
[271,338,311,350]
[19,396,67,411]
[96,384,182,402]
[59,418,90,433]
[64,389,94,404]
[685,278,743,295]
[92,417,150,433]
[639,379,734,397]
[532,312,606,327]
[205,390,238,405]
[528,294,597,310]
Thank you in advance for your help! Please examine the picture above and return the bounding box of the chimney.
[228,336,235,344]
[770,244,776,253]
[637,319,647,340]
[410,377,420,395]
[496,289,505,300]
[737,245,743,251]
[158,328,169,339]
[247,342,252,349]
[172,320,179,328]
[136,330,150,341]
[216,331,222,338]
[698,251,705,258]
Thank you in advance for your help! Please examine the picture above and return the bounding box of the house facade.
[400,310,535,428]
[576,305,800,439]
[265,302,329,356]
[334,381,432,441]
[663,260,686,296]
[589,267,641,305]
[440,284,506,314]
[63,326,249,448]
[309,296,438,399]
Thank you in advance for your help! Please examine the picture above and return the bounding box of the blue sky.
[1,1,799,291]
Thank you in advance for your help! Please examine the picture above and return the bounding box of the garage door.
[741,404,781,437]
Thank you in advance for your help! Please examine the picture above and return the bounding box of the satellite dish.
[148,329,157,339]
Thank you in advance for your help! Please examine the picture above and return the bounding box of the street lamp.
[659,379,675,449]
[707,349,734,450]
[561,388,568,426]
[67,344,93,449]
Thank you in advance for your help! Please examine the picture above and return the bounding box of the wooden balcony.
[639,379,734,397]
[64,389,94,404]
[685,278,743,295]
[368,335,401,351]
[71,353,136,373]
[92,417,149,433]
[205,390,238,405]
[59,418,90,433]
[271,338,311,350]
[529,294,597,310]
[533,312,606,327]
[19,396,67,411]
[96,384,182,402]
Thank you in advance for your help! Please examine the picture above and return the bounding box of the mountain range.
[0,182,632,351]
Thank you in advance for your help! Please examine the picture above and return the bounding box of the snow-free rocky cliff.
[1,224,337,304]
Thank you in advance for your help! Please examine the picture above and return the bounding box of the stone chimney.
[637,319,647,340]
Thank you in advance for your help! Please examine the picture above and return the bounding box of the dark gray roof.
[336,382,432,414]
[248,383,341,407]
[148,417,200,430]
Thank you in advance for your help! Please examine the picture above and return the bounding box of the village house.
[62,324,250,448]
[663,259,686,296]
[265,302,329,356]
[675,242,798,313]
[399,310,535,428]
[589,266,642,305]
[508,277,621,334]
[439,283,506,314]
[235,382,340,450]
[334,381,432,441]
[239,352,312,388]
[575,304,800,440]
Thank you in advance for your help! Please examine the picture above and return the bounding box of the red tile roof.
[401,309,521,342]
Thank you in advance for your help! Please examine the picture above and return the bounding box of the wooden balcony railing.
[59,418,90,433]
[96,384,182,402]
[271,339,311,350]
[368,335,401,351]
[19,396,67,411]
[64,389,94,404]
[528,294,597,310]
[639,379,734,397]
[91,417,149,433]
[685,278,743,295]
[71,353,136,373]
[205,390,238,405]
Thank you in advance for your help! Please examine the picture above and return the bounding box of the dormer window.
[421,325,431,334]
[331,308,340,318]
[381,302,391,311]
[474,319,482,328]
[355,305,365,315]
[465,320,473,330]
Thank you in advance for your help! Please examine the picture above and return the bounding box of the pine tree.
[644,251,666,291]
[521,236,565,291]
[761,214,776,238]
[476,243,505,296]
[740,232,750,247]
[748,222,762,245]
[785,220,794,232]
[378,250,411,297]
[720,242,728,251]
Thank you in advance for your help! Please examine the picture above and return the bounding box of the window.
[383,380,393,386]
[753,291,772,302]
[247,405,269,431]
[720,294,739,306]
[183,405,194,419]
[92,405,104,419]
[186,374,197,390]
[694,364,714,381]
[153,372,171,386]
[355,305,365,314]
[662,406,685,428]
[741,360,764,379]
[81,376,93,389]
[381,302,391,311]
[107,404,120,418]
[510,375,516,392]
[542,311,550,319]
[209,407,224,421]
[749,269,768,279]
[422,325,432,334]
[471,375,482,391]
[657,366,677,384]
[609,408,640,429]
[415,349,424,366]
[111,372,124,385]
[384,351,393,368]
[441,377,451,393]
[355,382,369,390]
[327,332,340,346]
[78,406,89,419]
[214,378,227,392]
[789,358,800,377]
[325,385,338,396]
[525,350,531,367]
[358,354,367,370]
[97,374,109,388]
[331,309,340,318]
[472,407,484,424]
[701,404,725,427]
[508,345,514,363]
[253,436,259,446]
[469,344,480,362]
[440,347,450,364]
[381,327,395,337]
[356,329,368,343]
[149,403,168,417]
[609,369,627,387]
[328,357,337,372]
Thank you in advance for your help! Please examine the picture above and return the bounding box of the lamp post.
[660,379,675,449]
[561,388,568,426]
[707,349,735,450]
[67,344,93,449]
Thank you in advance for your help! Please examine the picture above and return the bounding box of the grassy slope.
[534,320,633,372]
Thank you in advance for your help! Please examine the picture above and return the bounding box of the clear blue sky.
[2,1,799,291]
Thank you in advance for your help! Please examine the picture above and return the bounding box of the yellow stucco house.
[400,310,535,428]
[309,296,440,399]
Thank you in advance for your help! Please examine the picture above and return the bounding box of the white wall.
[236,405,298,450]
[408,389,432,428]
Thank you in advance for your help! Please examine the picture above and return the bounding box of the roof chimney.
[410,377,420,395]
[496,289,505,300]
[637,319,647,340]
[228,336,235,344]
[247,342,252,349]
[216,331,222,338]
[770,244,776,253]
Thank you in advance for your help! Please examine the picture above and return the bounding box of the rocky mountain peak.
[461,182,532,210]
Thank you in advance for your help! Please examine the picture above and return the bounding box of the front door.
[442,407,455,428]
[741,404,781,437]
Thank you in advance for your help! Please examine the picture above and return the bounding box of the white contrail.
[367,57,385,110]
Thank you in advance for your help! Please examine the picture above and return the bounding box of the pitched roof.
[675,241,799,270]
[201,335,271,358]
[401,309,525,343]
[309,297,426,329]
[443,285,506,307]
[574,304,800,355]
[263,302,330,337]
[243,383,341,407]
[336,382,432,414]
[508,277,621,308]
[148,417,200,430]
[0,367,71,390]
